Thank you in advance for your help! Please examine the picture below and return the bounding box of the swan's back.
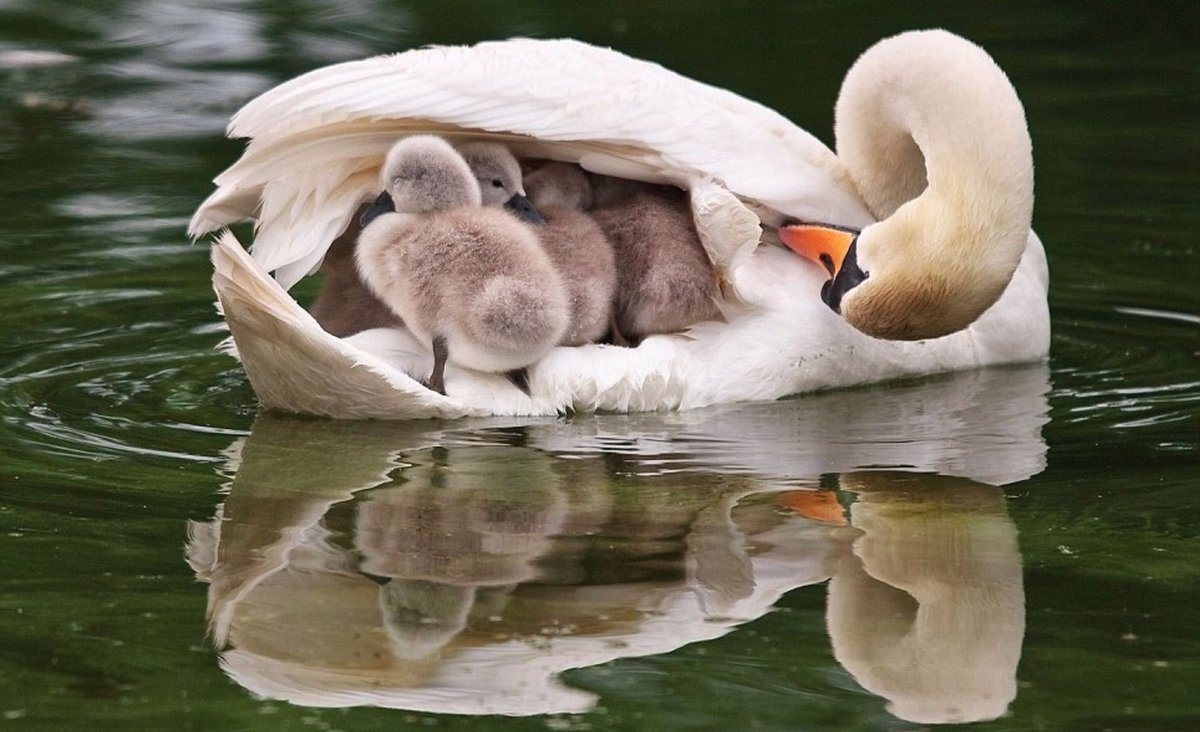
[190,38,874,289]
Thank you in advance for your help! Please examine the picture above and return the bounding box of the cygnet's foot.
[423,336,448,395]
[506,368,531,395]
[418,377,446,396]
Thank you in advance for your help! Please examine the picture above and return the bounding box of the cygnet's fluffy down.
[309,140,539,337]
[587,176,722,341]
[456,141,542,222]
[524,162,617,346]
[355,136,569,392]
[307,210,400,337]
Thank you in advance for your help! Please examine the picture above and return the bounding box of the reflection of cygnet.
[524,162,618,345]
[826,473,1025,725]
[379,580,476,661]
[354,447,568,586]
[355,136,569,393]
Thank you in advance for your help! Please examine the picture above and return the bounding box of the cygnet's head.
[362,136,480,226]
[456,141,543,223]
[525,162,594,211]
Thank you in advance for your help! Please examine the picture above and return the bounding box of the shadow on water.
[187,365,1046,723]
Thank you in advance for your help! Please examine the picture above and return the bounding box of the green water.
[1,1,1197,730]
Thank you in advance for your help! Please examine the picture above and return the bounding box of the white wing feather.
[191,38,873,289]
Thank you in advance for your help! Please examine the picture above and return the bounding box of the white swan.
[197,29,1048,420]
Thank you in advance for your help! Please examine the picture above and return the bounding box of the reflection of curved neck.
[835,30,1033,272]
[826,473,1025,725]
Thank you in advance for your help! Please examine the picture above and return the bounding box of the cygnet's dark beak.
[360,191,396,227]
[505,193,544,225]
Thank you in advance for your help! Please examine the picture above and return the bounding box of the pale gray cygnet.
[355,135,569,394]
[524,162,618,346]
[456,140,543,223]
[587,175,721,343]
[309,140,544,338]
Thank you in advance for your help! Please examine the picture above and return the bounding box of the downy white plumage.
[199,29,1049,419]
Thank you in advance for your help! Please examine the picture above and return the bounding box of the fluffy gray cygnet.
[355,135,569,394]
[524,162,618,346]
[309,140,543,338]
[588,175,721,343]
[307,211,401,337]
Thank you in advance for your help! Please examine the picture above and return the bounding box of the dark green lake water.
[1,2,1197,730]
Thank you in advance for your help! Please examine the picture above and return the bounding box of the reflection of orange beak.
[777,489,847,526]
[778,224,857,278]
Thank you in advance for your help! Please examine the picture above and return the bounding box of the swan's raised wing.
[191,38,872,289]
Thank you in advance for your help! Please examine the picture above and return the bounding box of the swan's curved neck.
[825,30,1035,341]
[835,30,1033,240]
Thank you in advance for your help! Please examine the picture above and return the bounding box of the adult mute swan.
[195,29,1048,420]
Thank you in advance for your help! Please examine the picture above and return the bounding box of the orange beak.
[777,489,847,526]
[777,224,857,278]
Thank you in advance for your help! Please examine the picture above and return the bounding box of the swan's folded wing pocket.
[210,230,471,420]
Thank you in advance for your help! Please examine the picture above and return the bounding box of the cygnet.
[524,162,618,346]
[307,211,400,337]
[310,140,545,337]
[355,135,569,394]
[456,140,543,223]
[588,176,721,343]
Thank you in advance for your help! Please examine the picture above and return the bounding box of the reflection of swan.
[187,373,1041,719]
[827,473,1025,724]
[188,417,840,713]
[198,30,1048,419]
[526,364,1051,487]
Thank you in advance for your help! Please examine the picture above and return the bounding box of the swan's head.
[525,162,593,211]
[361,135,481,226]
[780,195,1029,341]
[778,29,1034,341]
[456,141,544,223]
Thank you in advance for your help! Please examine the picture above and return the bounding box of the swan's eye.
[491,179,504,189]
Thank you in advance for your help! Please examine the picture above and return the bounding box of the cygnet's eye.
[491,179,504,189]
[391,176,405,186]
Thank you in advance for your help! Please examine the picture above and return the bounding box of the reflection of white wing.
[217,518,837,716]
[528,364,1050,486]
[191,39,872,287]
